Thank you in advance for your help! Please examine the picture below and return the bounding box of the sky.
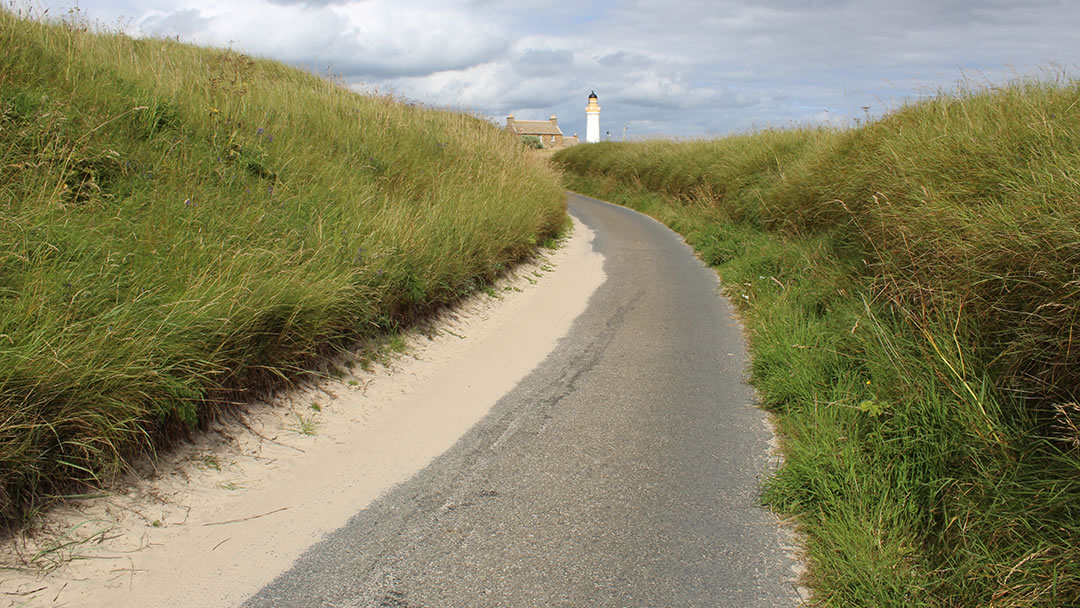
[17,0,1080,138]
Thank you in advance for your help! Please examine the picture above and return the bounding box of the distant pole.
[622,122,628,141]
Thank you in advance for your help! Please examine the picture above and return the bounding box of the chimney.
[549,115,558,126]
[506,115,515,131]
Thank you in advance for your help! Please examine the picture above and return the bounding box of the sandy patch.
[0,216,605,608]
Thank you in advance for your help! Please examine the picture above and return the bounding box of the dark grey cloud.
[513,48,573,77]
[595,51,654,70]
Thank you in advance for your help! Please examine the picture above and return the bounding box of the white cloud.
[29,0,1080,135]
[136,0,510,79]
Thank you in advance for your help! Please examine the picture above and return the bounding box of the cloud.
[43,0,1080,136]
[139,7,209,37]
[513,48,574,77]
[595,51,654,70]
[137,0,511,79]
[264,0,348,5]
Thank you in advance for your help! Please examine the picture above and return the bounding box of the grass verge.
[554,75,1080,606]
[0,9,566,527]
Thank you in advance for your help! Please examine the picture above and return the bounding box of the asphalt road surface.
[244,193,799,608]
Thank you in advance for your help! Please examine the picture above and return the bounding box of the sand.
[0,216,605,608]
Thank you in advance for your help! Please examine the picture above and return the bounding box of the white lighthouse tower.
[585,91,601,143]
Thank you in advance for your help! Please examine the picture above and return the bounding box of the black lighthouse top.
[589,91,598,100]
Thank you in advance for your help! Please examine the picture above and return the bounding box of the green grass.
[0,9,566,526]
[555,74,1080,607]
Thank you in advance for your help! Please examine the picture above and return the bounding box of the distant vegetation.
[555,76,1080,606]
[0,9,565,526]
[521,135,545,149]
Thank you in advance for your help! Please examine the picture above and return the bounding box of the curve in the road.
[244,193,800,608]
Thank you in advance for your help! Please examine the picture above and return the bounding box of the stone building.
[505,115,578,148]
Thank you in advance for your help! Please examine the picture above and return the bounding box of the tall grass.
[555,75,1080,606]
[0,9,565,526]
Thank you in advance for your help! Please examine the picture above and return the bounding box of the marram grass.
[555,75,1080,607]
[0,9,565,525]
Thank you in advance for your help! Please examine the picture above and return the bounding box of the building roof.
[509,120,563,136]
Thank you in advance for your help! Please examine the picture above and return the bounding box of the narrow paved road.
[244,193,798,607]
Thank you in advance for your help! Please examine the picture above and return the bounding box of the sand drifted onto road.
[0,216,605,608]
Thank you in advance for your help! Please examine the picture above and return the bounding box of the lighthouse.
[585,91,601,143]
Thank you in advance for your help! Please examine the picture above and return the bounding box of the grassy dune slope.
[555,77,1080,606]
[0,11,565,525]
